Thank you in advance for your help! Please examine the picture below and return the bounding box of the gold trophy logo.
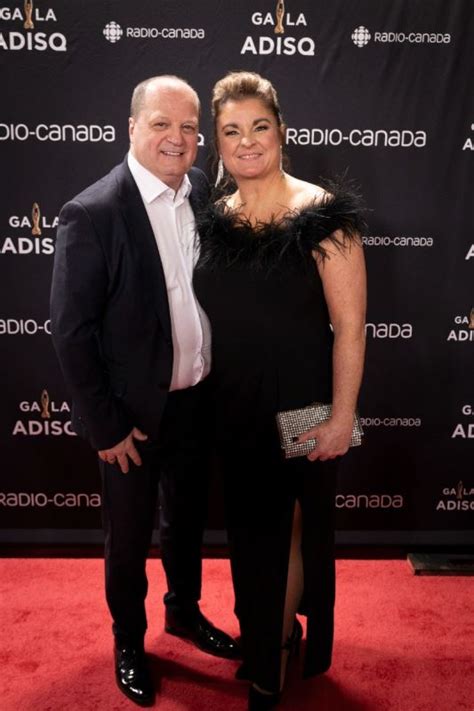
[274,0,285,34]
[41,389,51,419]
[456,481,464,500]
[31,202,42,236]
[469,307,474,330]
[23,0,34,30]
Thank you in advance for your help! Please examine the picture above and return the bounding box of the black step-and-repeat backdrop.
[1,1,473,545]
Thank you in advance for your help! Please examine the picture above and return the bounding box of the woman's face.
[216,97,283,183]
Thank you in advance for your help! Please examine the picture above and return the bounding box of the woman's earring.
[215,156,224,186]
[279,146,283,173]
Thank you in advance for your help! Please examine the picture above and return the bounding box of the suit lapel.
[115,160,172,337]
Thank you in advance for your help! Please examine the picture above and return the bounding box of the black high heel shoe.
[238,618,304,681]
[248,684,281,711]
[282,617,303,659]
[246,618,304,709]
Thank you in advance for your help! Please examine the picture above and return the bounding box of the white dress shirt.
[127,151,211,391]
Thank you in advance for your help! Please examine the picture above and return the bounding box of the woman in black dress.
[194,72,366,709]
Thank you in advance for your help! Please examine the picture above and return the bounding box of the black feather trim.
[195,180,366,274]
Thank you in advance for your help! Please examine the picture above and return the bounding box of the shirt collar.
[127,151,192,205]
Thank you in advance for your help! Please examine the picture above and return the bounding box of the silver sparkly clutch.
[276,402,363,459]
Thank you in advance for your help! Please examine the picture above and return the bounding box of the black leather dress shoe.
[114,644,154,707]
[165,609,241,659]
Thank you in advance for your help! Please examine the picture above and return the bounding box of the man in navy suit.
[50,75,238,706]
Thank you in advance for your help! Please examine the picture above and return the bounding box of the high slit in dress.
[193,187,365,691]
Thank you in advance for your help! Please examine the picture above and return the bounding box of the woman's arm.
[297,231,367,461]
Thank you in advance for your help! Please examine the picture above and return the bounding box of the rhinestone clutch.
[276,402,364,459]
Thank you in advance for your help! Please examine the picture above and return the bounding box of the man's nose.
[167,127,184,144]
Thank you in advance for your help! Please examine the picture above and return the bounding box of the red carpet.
[0,559,472,710]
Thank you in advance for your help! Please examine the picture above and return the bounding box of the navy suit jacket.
[50,158,210,450]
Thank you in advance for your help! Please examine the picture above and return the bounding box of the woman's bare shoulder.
[285,176,330,210]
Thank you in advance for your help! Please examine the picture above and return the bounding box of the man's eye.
[183,125,197,133]
[154,122,167,129]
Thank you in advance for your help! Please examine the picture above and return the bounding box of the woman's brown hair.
[212,71,283,127]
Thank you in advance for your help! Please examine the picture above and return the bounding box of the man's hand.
[98,427,148,474]
[296,418,353,462]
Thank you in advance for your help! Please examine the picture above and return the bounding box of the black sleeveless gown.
[193,187,364,691]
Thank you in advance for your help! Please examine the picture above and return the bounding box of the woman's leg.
[279,499,303,688]
[253,498,304,694]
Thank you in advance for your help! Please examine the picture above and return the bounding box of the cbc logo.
[103,21,123,43]
[352,26,371,48]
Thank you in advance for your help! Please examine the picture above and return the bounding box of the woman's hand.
[296,417,353,462]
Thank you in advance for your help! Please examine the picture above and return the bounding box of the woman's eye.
[224,129,238,136]
[255,124,269,132]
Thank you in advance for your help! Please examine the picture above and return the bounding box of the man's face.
[129,82,199,190]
